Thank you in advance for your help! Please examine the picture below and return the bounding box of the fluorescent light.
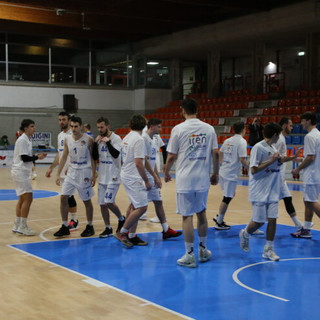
[147,61,159,65]
[298,51,305,56]
[128,65,132,68]
[99,70,105,74]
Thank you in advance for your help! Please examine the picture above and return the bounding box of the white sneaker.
[17,225,35,236]
[262,246,280,261]
[177,253,197,268]
[149,216,160,223]
[252,229,264,235]
[198,247,212,263]
[239,229,249,252]
[12,221,20,233]
[139,213,147,221]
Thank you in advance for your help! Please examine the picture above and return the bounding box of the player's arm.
[240,157,249,169]
[145,157,162,188]
[218,150,224,165]
[45,152,59,177]
[89,139,97,187]
[135,157,152,190]
[281,147,303,163]
[210,148,219,185]
[251,151,280,174]
[292,154,314,175]
[164,152,177,182]
[56,140,69,178]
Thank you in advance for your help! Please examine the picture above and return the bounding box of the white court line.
[232,257,320,302]
[7,245,194,320]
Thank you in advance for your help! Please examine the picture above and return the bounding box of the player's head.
[147,118,162,135]
[233,121,245,135]
[70,116,82,135]
[84,123,91,132]
[263,122,282,143]
[301,112,316,131]
[181,98,197,116]
[129,115,147,131]
[279,117,293,134]
[96,117,110,135]
[20,119,35,136]
[58,111,71,130]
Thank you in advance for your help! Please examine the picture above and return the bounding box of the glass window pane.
[9,63,48,82]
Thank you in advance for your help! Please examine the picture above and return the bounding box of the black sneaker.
[213,216,231,230]
[68,219,79,231]
[129,235,148,246]
[116,217,126,233]
[99,227,113,238]
[80,224,95,237]
[54,224,70,237]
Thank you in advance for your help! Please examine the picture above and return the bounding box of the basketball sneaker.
[213,215,230,230]
[54,224,70,237]
[262,246,280,261]
[129,235,148,246]
[139,213,147,221]
[116,217,126,233]
[162,228,182,239]
[68,219,79,231]
[80,225,95,237]
[114,232,134,248]
[198,246,212,263]
[17,224,35,236]
[177,252,197,268]
[252,229,264,235]
[12,221,20,233]
[149,216,160,223]
[99,227,113,238]
[290,228,312,238]
[239,229,249,252]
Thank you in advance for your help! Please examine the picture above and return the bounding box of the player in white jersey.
[165,98,219,268]
[239,122,282,261]
[213,121,249,230]
[272,117,303,233]
[95,117,125,238]
[11,119,47,235]
[54,116,96,238]
[114,115,152,248]
[142,118,182,239]
[45,112,79,231]
[291,112,320,239]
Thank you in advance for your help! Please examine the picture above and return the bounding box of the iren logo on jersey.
[188,133,207,149]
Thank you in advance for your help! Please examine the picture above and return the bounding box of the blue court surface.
[10,224,320,320]
[0,189,58,201]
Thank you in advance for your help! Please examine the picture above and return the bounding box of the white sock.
[15,217,21,224]
[71,212,78,220]
[162,222,169,232]
[63,221,68,227]
[20,217,27,226]
[120,227,128,233]
[304,221,313,230]
[291,215,302,228]
[105,225,111,229]
[199,237,207,248]
[217,214,224,224]
[244,228,250,237]
[128,233,136,239]
[87,221,93,226]
[185,242,194,254]
[265,240,274,248]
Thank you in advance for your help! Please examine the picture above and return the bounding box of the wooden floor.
[0,165,318,320]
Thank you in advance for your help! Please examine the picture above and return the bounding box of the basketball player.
[291,112,320,238]
[142,118,182,239]
[95,117,125,237]
[165,98,219,268]
[239,122,282,261]
[11,119,47,235]
[54,116,96,237]
[45,111,79,231]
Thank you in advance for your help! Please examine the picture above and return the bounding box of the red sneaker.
[114,232,134,248]
[162,227,182,240]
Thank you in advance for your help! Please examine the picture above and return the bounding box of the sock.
[128,233,136,239]
[20,217,27,226]
[185,242,194,254]
[199,237,207,248]
[71,212,78,220]
[15,217,21,224]
[291,215,303,228]
[217,214,224,224]
[161,222,169,232]
[87,221,93,226]
[105,224,111,229]
[265,240,274,248]
[119,216,125,221]
[120,227,128,234]
[63,221,68,227]
[304,221,313,230]
[244,228,250,237]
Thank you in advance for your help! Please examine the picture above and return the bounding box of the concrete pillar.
[207,48,220,98]
[252,42,265,94]
[171,58,182,100]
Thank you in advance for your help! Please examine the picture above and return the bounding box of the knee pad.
[68,195,77,208]
[283,197,295,215]
[222,196,232,205]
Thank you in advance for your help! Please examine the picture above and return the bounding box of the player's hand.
[145,180,152,190]
[271,152,280,162]
[101,136,110,143]
[164,173,171,182]
[210,173,219,185]
[45,168,52,178]
[91,175,96,187]
[291,168,299,176]
[55,177,61,186]
[38,153,47,160]
[154,176,162,189]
